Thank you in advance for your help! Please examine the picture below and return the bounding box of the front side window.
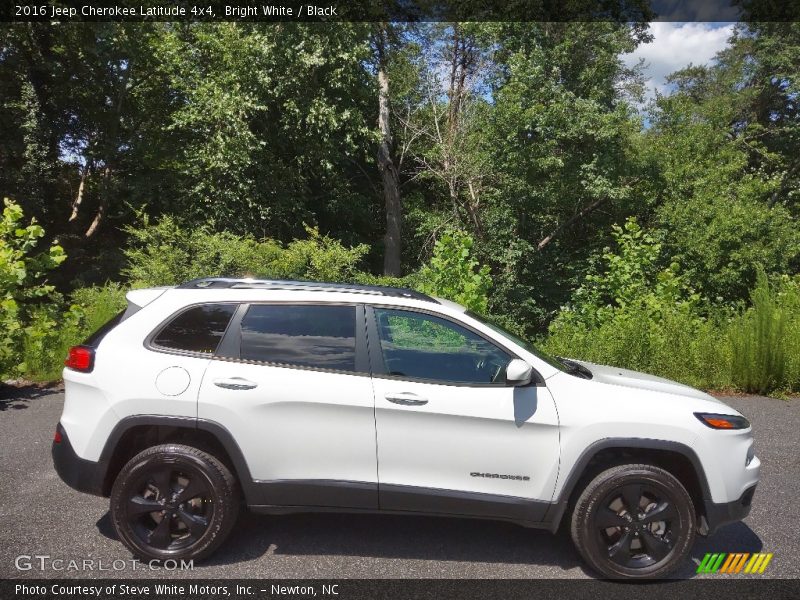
[373,308,512,384]
[152,304,236,354]
[239,304,357,372]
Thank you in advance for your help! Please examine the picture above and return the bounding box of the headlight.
[694,412,751,430]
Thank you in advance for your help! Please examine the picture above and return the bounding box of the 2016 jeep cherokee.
[52,277,760,579]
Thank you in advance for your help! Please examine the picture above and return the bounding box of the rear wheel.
[570,464,695,579]
[110,444,239,562]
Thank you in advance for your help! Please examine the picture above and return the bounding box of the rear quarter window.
[151,304,237,354]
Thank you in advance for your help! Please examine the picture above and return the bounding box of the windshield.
[465,310,569,372]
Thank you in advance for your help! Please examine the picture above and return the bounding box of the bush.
[19,283,127,382]
[729,272,796,394]
[543,217,732,391]
[123,217,492,312]
[0,198,66,378]
[544,219,800,395]
[123,216,369,287]
[414,230,492,313]
[69,283,128,336]
[16,221,494,383]
[8,207,797,395]
[544,303,734,391]
[782,279,800,392]
[19,300,81,382]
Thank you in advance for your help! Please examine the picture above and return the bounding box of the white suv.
[52,278,760,579]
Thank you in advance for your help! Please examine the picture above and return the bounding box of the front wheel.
[110,444,239,562]
[570,464,695,579]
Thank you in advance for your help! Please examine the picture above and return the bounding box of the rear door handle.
[385,392,428,406]
[213,377,258,390]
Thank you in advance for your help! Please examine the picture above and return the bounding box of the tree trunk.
[84,58,129,239]
[69,162,91,223]
[466,179,483,236]
[376,27,402,277]
[536,196,610,251]
[84,166,110,238]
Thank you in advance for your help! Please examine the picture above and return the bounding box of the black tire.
[110,443,239,562]
[570,464,695,579]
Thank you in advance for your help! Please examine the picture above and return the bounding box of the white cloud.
[622,22,734,104]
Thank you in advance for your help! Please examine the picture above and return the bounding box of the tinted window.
[240,305,356,371]
[374,309,512,384]
[465,310,568,372]
[153,304,236,354]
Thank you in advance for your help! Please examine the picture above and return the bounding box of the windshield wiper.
[558,357,593,380]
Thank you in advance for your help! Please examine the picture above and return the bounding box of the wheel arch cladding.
[98,416,258,504]
[547,438,711,531]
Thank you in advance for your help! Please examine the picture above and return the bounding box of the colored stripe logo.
[697,552,773,574]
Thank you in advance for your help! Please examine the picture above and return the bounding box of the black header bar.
[1,0,799,23]
[3,579,800,600]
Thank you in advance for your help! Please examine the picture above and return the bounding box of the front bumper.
[52,422,106,496]
[703,484,757,535]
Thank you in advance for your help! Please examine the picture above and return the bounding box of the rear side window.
[239,304,356,372]
[152,304,236,354]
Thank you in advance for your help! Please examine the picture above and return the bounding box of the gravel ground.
[0,387,797,580]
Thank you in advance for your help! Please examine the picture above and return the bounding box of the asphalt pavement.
[1,386,797,579]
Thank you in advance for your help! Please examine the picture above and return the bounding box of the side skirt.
[248,479,555,530]
[251,479,379,509]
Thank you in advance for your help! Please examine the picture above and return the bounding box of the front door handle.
[214,377,258,390]
[385,392,428,406]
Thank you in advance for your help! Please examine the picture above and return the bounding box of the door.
[197,303,378,509]
[368,307,560,521]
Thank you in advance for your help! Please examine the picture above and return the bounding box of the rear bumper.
[52,423,106,496]
[704,484,756,535]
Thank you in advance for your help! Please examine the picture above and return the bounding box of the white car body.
[54,278,759,541]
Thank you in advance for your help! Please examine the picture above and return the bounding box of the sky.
[622,22,736,105]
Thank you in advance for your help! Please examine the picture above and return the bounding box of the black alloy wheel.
[595,481,679,569]
[110,444,239,562]
[125,465,213,552]
[570,464,696,579]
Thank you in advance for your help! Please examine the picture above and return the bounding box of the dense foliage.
[0,21,798,393]
[543,221,800,393]
[0,198,65,376]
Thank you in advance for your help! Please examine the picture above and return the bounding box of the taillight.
[65,345,95,372]
[53,427,62,443]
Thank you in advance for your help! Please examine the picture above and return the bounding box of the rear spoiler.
[81,287,170,348]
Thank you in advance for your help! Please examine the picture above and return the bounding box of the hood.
[568,358,727,405]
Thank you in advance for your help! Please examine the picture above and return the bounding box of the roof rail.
[176,277,439,303]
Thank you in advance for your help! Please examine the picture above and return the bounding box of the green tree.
[476,22,651,331]
[645,23,800,302]
[136,23,377,241]
[0,23,381,283]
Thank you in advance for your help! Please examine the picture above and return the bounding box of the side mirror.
[506,358,534,386]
